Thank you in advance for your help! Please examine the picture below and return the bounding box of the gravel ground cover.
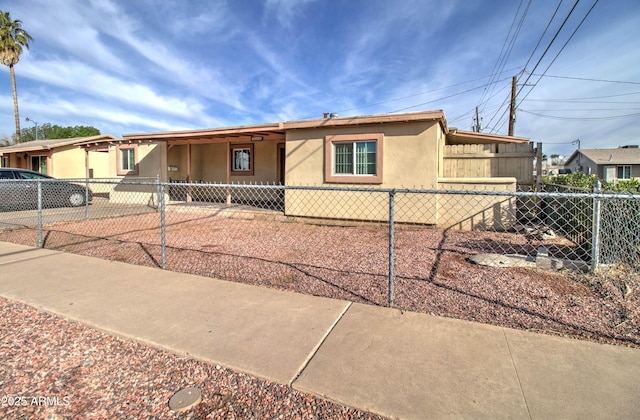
[0,211,637,349]
[1,210,638,418]
[0,296,384,419]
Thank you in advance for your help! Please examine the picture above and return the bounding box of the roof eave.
[447,129,530,144]
[122,110,449,141]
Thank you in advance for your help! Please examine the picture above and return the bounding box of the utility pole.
[473,106,482,132]
[508,75,517,136]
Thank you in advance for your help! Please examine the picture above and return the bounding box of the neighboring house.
[120,110,534,229]
[0,135,118,178]
[564,146,640,182]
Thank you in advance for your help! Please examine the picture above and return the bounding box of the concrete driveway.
[0,197,158,230]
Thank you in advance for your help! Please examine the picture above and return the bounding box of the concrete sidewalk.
[0,241,638,419]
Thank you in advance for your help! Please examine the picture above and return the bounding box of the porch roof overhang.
[123,122,286,144]
[446,129,530,145]
[0,134,119,155]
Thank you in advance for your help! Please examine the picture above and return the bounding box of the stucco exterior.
[119,110,528,228]
[0,135,119,178]
[285,121,441,187]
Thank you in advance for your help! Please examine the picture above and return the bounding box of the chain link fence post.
[37,180,43,248]
[158,180,166,269]
[85,177,90,220]
[388,189,395,307]
[591,179,602,272]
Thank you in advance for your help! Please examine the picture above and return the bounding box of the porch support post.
[226,141,232,204]
[186,142,192,202]
[84,148,89,178]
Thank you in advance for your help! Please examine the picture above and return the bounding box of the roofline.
[565,148,640,165]
[282,110,447,130]
[447,129,530,143]
[122,122,285,141]
[122,110,449,141]
[565,150,580,164]
[0,135,118,154]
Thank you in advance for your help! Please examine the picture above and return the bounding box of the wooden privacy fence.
[443,143,535,186]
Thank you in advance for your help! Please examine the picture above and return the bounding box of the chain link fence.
[0,178,638,307]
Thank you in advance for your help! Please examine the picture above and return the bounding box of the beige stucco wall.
[284,121,443,222]
[87,150,110,178]
[44,146,85,178]
[436,178,517,230]
[109,142,166,205]
[285,121,441,187]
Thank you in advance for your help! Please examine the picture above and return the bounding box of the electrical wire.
[477,1,531,113]
[527,73,640,85]
[514,0,582,103]
[387,76,512,114]
[520,109,640,120]
[324,67,520,118]
[517,0,600,107]
[522,0,565,71]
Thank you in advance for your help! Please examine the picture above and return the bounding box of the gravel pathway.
[0,297,384,419]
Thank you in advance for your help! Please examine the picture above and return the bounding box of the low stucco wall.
[436,178,517,230]
[284,178,516,229]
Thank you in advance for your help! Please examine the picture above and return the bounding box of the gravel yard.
[0,297,382,419]
[1,210,637,349]
[0,209,639,417]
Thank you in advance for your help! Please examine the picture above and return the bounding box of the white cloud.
[19,59,207,119]
[263,0,318,28]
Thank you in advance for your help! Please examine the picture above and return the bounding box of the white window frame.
[617,165,632,180]
[230,143,254,176]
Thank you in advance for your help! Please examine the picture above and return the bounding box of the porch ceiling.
[165,131,285,145]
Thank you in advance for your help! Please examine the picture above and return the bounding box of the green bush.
[542,172,601,189]
[542,173,640,193]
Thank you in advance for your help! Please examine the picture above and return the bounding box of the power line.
[515,0,582,103]
[484,0,576,134]
[526,90,640,101]
[523,107,640,111]
[527,100,640,104]
[522,0,565,71]
[326,68,520,118]
[528,73,640,85]
[477,1,531,113]
[387,76,513,114]
[517,0,601,108]
[520,109,640,120]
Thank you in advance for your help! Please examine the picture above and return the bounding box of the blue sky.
[1,0,638,156]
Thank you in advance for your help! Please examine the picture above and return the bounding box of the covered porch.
[123,123,286,205]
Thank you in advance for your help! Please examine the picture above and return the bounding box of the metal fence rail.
[0,178,639,307]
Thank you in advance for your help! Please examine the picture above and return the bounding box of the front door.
[604,166,616,182]
[31,156,47,174]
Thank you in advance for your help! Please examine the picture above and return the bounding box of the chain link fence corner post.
[37,180,43,248]
[591,179,602,272]
[388,189,396,307]
[158,181,167,270]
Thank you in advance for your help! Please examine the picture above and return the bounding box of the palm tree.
[0,11,33,143]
